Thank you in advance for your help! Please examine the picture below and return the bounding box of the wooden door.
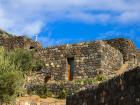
[68,64,71,81]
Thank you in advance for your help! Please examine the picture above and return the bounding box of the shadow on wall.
[67,67,140,105]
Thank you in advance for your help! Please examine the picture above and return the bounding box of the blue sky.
[0,0,140,48]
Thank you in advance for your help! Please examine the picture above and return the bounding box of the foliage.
[0,48,45,103]
[57,84,67,99]
[0,71,24,104]
[74,75,107,85]
[95,74,107,81]
[0,48,24,104]
[7,49,45,73]
[8,49,34,73]
[32,59,45,71]
[0,47,45,103]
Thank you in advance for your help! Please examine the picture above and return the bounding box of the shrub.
[74,75,107,85]
[0,48,25,104]
[8,49,34,73]
[95,74,107,82]
[0,71,24,104]
[32,60,45,71]
[8,49,45,73]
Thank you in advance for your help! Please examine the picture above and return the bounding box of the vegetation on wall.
[74,75,107,85]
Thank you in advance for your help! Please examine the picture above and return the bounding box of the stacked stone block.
[0,36,41,50]
[66,67,140,105]
[37,40,125,81]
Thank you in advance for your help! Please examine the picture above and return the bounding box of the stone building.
[37,38,140,82]
[0,30,139,82]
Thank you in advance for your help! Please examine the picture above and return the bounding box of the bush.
[74,75,107,85]
[8,49,34,73]
[0,47,45,103]
[32,60,45,71]
[7,49,45,73]
[0,71,24,104]
[0,48,26,104]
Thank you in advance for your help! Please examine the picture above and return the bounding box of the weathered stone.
[36,39,138,81]
[66,67,140,105]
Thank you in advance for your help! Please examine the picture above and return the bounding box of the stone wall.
[105,38,136,62]
[0,36,41,50]
[66,67,140,105]
[37,40,123,81]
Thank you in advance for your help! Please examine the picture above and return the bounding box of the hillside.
[0,29,13,37]
[0,29,42,50]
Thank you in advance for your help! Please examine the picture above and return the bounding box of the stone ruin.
[21,37,140,105]
[35,38,140,83]
[0,29,139,78]
[1,30,140,105]
[66,67,140,105]
[0,30,139,84]
[0,29,42,50]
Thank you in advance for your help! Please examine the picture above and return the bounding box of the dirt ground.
[16,95,66,105]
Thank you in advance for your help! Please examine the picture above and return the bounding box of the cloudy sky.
[0,0,140,47]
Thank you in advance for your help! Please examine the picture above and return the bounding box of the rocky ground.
[16,95,66,105]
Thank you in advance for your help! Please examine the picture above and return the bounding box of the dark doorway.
[67,57,74,81]
[29,46,35,49]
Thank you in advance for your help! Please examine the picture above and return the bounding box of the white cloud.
[0,0,140,36]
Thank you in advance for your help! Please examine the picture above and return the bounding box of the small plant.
[74,75,107,85]
[95,74,107,82]
[32,60,45,71]
[47,91,53,97]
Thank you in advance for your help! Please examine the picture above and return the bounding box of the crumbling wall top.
[105,38,136,62]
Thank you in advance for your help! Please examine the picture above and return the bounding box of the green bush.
[8,49,34,73]
[74,75,107,85]
[0,47,46,103]
[32,60,45,71]
[0,71,24,104]
[8,49,45,73]
[95,74,107,82]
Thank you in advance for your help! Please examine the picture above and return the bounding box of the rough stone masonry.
[66,67,140,105]
[36,38,140,82]
[0,30,139,83]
